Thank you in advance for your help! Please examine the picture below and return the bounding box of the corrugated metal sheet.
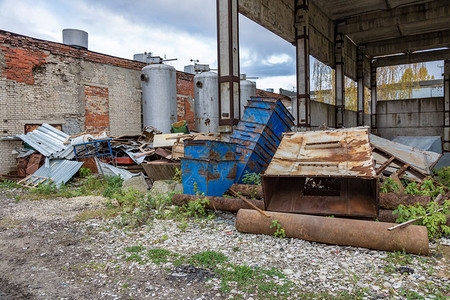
[31,159,84,186]
[265,127,376,178]
[370,134,441,174]
[16,123,75,159]
[95,159,137,181]
[392,136,442,154]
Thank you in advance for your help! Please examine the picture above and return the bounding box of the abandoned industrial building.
[0,0,449,299]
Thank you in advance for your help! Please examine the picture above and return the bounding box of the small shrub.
[380,177,400,193]
[79,167,92,178]
[393,200,450,239]
[270,219,286,238]
[173,168,182,183]
[242,171,261,186]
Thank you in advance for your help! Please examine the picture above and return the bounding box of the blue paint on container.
[181,140,238,197]
[181,158,237,197]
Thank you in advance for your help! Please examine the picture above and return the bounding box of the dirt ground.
[0,191,219,299]
[0,186,449,299]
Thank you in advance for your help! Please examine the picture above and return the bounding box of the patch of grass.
[189,250,228,268]
[0,179,20,189]
[124,245,145,253]
[125,253,144,264]
[75,207,120,222]
[216,264,293,298]
[147,248,185,265]
[383,251,413,266]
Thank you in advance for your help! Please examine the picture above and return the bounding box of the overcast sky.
[0,0,442,92]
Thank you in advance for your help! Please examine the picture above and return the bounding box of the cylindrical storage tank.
[194,72,219,133]
[240,79,256,119]
[62,29,88,49]
[141,64,177,133]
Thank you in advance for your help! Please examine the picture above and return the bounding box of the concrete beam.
[238,0,295,43]
[357,49,364,126]
[217,0,240,132]
[295,0,311,128]
[337,0,450,44]
[362,30,450,58]
[373,49,450,68]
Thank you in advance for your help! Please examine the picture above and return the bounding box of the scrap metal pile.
[5,96,445,255]
[175,97,446,255]
[9,122,220,187]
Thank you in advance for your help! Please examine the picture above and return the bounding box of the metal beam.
[373,49,450,68]
[370,63,377,131]
[444,59,450,151]
[362,30,450,58]
[295,0,311,128]
[335,32,345,128]
[357,49,364,126]
[217,0,240,132]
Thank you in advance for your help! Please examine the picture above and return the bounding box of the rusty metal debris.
[262,127,378,218]
[172,194,264,212]
[236,209,429,255]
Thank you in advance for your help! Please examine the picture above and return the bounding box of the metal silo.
[240,79,256,118]
[141,63,177,133]
[194,71,219,133]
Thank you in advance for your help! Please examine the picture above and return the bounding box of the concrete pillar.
[357,50,364,126]
[295,0,310,128]
[370,63,377,132]
[217,0,240,133]
[444,59,450,151]
[335,33,345,128]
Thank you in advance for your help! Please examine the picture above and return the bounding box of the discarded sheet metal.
[142,161,180,181]
[19,159,84,186]
[16,123,75,159]
[231,97,294,183]
[95,159,138,181]
[181,140,237,197]
[263,127,378,218]
[370,134,441,176]
[393,136,442,154]
[236,209,429,255]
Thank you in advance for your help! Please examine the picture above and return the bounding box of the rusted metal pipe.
[229,184,263,199]
[236,209,429,255]
[172,194,265,212]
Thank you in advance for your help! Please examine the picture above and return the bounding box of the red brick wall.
[176,72,195,130]
[0,30,146,71]
[84,85,110,133]
[0,45,48,84]
[0,30,197,131]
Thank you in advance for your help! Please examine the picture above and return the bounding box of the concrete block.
[419,112,444,127]
[376,100,388,115]
[122,174,149,193]
[419,98,444,112]
[395,113,420,128]
[386,99,419,114]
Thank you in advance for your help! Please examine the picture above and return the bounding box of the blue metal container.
[247,97,294,125]
[181,158,237,197]
[184,140,237,161]
[231,97,294,183]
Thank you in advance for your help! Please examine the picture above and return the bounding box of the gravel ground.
[0,187,449,299]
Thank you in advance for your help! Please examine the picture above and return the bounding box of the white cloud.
[254,75,296,92]
[262,54,292,65]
